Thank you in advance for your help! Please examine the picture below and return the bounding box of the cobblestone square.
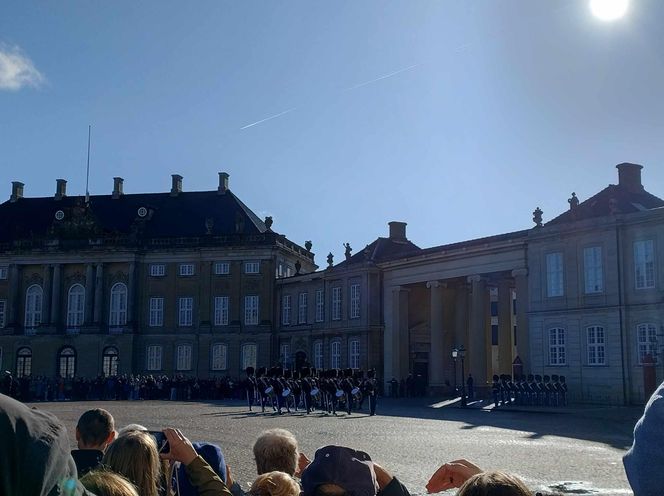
[33,398,639,495]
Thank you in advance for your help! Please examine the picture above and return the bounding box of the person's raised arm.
[425,459,483,493]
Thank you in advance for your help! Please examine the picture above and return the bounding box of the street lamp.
[458,345,467,407]
[451,348,458,394]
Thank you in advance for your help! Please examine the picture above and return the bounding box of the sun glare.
[590,0,629,21]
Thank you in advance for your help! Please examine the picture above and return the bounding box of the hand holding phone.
[148,430,170,454]
[159,428,198,466]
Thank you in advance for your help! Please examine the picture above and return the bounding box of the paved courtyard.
[32,398,640,495]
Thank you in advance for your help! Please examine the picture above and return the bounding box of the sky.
[1,1,664,266]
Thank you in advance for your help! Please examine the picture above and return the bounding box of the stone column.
[42,265,52,325]
[94,264,104,324]
[467,275,488,386]
[8,264,21,325]
[383,286,409,390]
[85,264,94,325]
[426,281,445,389]
[497,279,514,375]
[50,264,62,325]
[127,262,136,325]
[512,268,530,371]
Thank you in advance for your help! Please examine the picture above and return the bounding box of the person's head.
[301,446,378,496]
[80,470,139,496]
[102,430,161,496]
[251,471,301,496]
[76,408,116,450]
[456,471,532,496]
[253,429,299,476]
[117,423,148,436]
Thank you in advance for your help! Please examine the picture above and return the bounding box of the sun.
[590,0,630,21]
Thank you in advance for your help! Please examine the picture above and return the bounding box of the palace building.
[277,163,664,405]
[1,162,662,404]
[0,173,316,380]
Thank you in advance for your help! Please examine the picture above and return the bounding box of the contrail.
[240,107,297,130]
[343,63,420,91]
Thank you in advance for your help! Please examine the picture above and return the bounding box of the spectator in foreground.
[624,381,664,496]
[0,393,92,495]
[300,445,410,496]
[253,429,299,476]
[250,471,300,496]
[80,470,139,496]
[72,408,117,476]
[231,428,301,496]
[426,459,546,496]
[103,430,163,496]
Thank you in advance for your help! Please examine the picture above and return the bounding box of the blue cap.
[175,442,227,496]
[301,446,378,496]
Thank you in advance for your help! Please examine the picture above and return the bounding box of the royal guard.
[245,366,257,411]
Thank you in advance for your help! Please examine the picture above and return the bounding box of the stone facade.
[0,173,316,380]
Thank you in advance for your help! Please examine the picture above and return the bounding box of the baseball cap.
[301,445,379,496]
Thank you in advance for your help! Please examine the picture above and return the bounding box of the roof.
[0,189,269,243]
[546,184,664,226]
[333,237,421,268]
[415,229,529,257]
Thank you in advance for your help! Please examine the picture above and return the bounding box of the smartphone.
[149,430,170,454]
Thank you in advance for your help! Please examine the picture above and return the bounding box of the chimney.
[616,163,644,193]
[388,221,407,240]
[10,181,24,202]
[54,179,67,200]
[112,177,124,199]
[170,174,183,196]
[218,172,229,194]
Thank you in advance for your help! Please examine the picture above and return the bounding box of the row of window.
[281,284,361,325]
[9,346,118,379]
[7,283,263,330]
[149,295,259,326]
[546,323,658,366]
[149,261,260,277]
[545,240,656,298]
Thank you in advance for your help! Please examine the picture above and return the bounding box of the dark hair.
[77,408,115,447]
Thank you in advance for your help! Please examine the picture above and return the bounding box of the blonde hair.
[102,430,161,496]
[253,429,299,475]
[251,471,301,496]
[80,470,139,496]
[456,471,532,496]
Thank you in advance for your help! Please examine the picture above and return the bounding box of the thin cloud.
[343,64,420,91]
[0,43,45,91]
[240,107,297,130]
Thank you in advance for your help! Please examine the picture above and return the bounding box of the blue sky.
[1,1,663,265]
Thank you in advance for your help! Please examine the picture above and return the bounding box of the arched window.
[102,347,119,377]
[67,284,85,328]
[25,284,43,330]
[242,343,257,371]
[16,347,32,378]
[109,283,127,327]
[58,347,76,378]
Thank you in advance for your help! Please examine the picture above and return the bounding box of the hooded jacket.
[0,393,93,496]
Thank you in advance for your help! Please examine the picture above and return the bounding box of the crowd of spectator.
[1,373,239,403]
[1,378,660,496]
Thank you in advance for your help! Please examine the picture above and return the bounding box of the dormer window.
[179,264,195,276]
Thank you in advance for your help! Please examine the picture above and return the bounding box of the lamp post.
[459,346,467,407]
[451,348,458,394]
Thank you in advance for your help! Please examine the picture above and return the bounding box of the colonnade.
[384,268,529,395]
